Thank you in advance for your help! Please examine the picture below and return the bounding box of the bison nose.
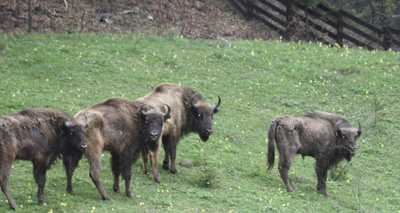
[150,132,159,139]
[80,144,87,151]
[349,145,356,152]
[205,128,213,135]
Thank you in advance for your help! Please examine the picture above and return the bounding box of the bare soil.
[0,0,275,40]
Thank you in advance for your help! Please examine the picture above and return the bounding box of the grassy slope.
[0,33,399,212]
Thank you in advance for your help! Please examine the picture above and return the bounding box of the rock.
[179,159,195,168]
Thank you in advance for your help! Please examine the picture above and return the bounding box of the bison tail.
[267,119,277,171]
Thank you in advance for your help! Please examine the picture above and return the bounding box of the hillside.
[1,0,273,39]
[0,33,399,212]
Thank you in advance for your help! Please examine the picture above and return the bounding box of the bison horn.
[213,96,221,113]
[190,93,200,110]
[140,104,147,117]
[84,114,89,128]
[358,121,361,132]
[163,104,171,120]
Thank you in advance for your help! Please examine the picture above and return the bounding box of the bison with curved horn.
[65,98,170,201]
[267,111,361,197]
[139,83,221,177]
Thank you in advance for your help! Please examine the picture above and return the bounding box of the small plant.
[193,151,220,188]
[329,161,352,181]
[194,166,220,188]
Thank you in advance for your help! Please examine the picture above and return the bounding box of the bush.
[330,161,352,181]
[194,166,221,188]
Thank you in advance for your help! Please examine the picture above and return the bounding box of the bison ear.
[334,129,342,137]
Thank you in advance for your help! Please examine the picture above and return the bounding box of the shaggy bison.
[139,83,221,175]
[267,111,361,197]
[0,108,87,210]
[66,98,170,201]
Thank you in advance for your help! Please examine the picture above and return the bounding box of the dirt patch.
[1,0,276,40]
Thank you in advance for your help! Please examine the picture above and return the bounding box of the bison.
[139,83,221,175]
[66,98,170,201]
[0,108,87,210]
[267,111,361,197]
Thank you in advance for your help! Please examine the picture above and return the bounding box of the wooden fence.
[228,0,400,50]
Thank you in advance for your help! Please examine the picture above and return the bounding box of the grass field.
[0,33,399,212]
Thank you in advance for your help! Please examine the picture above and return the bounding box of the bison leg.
[276,126,295,192]
[278,155,295,192]
[162,137,170,171]
[141,147,150,175]
[163,134,179,174]
[87,152,113,201]
[169,142,178,174]
[150,151,160,183]
[120,160,134,198]
[316,161,329,197]
[33,164,47,205]
[63,157,79,193]
[0,160,17,210]
[111,153,121,193]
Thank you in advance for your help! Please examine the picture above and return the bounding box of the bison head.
[63,116,88,152]
[334,122,362,161]
[140,104,171,149]
[190,93,221,141]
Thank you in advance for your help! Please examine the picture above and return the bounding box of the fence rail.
[227,0,400,50]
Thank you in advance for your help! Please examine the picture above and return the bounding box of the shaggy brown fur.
[0,108,86,210]
[139,83,221,176]
[66,98,170,201]
[267,111,361,197]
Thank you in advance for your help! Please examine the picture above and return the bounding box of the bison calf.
[66,98,170,201]
[267,111,361,197]
[0,108,87,210]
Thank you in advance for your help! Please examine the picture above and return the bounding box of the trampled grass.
[0,33,399,212]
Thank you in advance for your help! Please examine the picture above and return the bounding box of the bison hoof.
[113,186,120,192]
[144,171,150,175]
[126,191,135,198]
[162,164,169,170]
[155,178,161,183]
[170,169,178,174]
[103,196,114,201]
[10,204,17,210]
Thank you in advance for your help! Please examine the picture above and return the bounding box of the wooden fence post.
[246,0,253,20]
[383,26,391,50]
[28,0,32,34]
[336,9,343,47]
[284,0,294,40]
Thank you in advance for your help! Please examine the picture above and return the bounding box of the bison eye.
[198,113,202,118]
[70,132,73,136]
[342,135,347,139]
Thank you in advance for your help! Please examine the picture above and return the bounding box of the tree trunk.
[28,0,32,34]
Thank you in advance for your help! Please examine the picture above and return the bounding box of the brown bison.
[139,83,221,175]
[66,98,170,201]
[0,108,87,210]
[267,111,361,197]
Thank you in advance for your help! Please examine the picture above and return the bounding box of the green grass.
[0,33,399,212]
